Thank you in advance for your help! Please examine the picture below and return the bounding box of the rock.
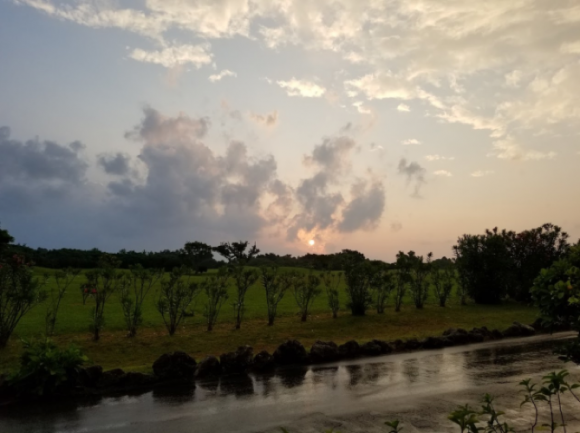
[421,336,446,349]
[360,341,383,357]
[443,328,468,336]
[503,321,536,338]
[220,346,254,375]
[338,340,361,359]
[252,350,276,372]
[444,330,472,345]
[390,339,405,351]
[491,329,504,340]
[371,339,393,354]
[403,338,421,351]
[273,340,308,366]
[467,332,485,343]
[153,351,197,383]
[471,326,492,340]
[98,368,126,388]
[78,365,103,388]
[196,355,222,378]
[310,341,339,363]
[120,372,156,389]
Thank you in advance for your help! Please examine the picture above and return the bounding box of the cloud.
[489,137,557,161]
[398,158,426,198]
[287,135,386,241]
[471,170,494,177]
[402,139,421,146]
[249,110,278,127]
[0,107,387,250]
[97,153,131,176]
[425,155,455,161]
[391,222,403,232]
[338,180,385,233]
[208,69,237,82]
[397,104,411,112]
[129,44,212,68]
[433,170,453,177]
[370,143,384,152]
[276,78,326,98]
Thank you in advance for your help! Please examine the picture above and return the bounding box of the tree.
[430,258,456,307]
[531,244,580,334]
[292,272,321,321]
[231,268,259,329]
[453,228,512,304]
[343,260,373,316]
[85,255,122,341]
[322,271,341,318]
[180,241,213,274]
[393,252,412,312]
[213,241,260,330]
[0,226,14,256]
[202,269,230,331]
[403,251,432,309]
[0,254,47,348]
[121,264,163,337]
[370,264,395,314]
[505,223,570,302]
[156,266,200,336]
[45,268,79,336]
[261,266,292,325]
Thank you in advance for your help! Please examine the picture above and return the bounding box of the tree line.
[1,223,578,349]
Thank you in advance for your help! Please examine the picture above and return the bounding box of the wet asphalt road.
[0,332,577,433]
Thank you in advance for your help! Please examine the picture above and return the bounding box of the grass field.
[0,267,539,373]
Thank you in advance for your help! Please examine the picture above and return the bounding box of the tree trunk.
[93,328,100,341]
[207,322,213,332]
[439,297,446,307]
[332,311,337,319]
[301,312,307,322]
[268,317,274,326]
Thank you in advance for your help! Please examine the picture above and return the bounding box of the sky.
[0,0,579,261]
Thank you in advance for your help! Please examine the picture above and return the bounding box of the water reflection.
[276,366,308,388]
[0,334,573,433]
[402,359,420,384]
[152,385,195,405]
[220,375,254,397]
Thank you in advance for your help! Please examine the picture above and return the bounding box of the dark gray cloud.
[97,152,131,175]
[398,158,426,198]
[338,180,385,232]
[0,126,87,183]
[287,135,386,240]
[0,108,387,251]
[304,136,356,174]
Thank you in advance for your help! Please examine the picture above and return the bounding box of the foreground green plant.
[389,369,580,433]
[322,271,342,318]
[8,339,87,396]
[293,272,321,322]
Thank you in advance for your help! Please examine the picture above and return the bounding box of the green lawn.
[0,267,538,373]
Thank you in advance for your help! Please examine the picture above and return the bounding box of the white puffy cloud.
[397,104,410,112]
[433,170,453,177]
[425,155,455,161]
[402,139,421,145]
[130,44,212,68]
[276,78,326,98]
[208,69,237,82]
[471,170,494,177]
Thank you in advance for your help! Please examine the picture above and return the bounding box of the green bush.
[9,339,87,396]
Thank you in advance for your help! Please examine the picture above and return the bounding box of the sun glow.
[308,239,315,246]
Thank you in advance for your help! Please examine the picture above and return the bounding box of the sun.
[308,239,315,246]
